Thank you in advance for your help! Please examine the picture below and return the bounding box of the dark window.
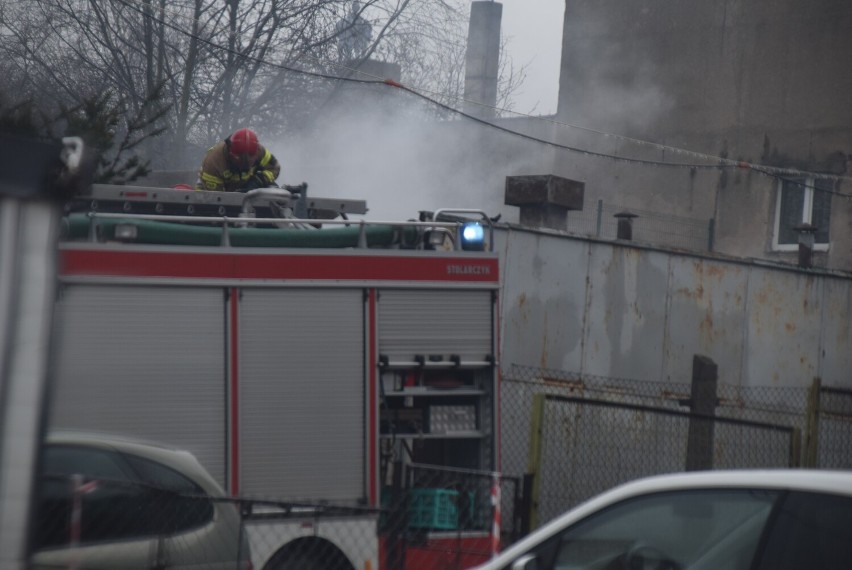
[34,445,148,548]
[41,445,129,480]
[757,491,852,570]
[775,177,832,247]
[122,453,214,532]
[506,489,779,570]
[34,445,212,549]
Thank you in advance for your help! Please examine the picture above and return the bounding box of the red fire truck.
[50,183,502,570]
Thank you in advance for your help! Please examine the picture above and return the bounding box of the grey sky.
[498,0,564,115]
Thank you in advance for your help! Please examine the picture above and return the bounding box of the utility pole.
[0,134,88,570]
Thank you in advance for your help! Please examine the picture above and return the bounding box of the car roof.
[43,430,222,494]
[480,469,852,569]
[46,430,190,457]
[599,469,852,497]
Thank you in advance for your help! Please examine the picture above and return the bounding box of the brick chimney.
[504,174,585,230]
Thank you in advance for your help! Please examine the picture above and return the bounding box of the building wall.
[496,225,852,389]
[550,0,852,270]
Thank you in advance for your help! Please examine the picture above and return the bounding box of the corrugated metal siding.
[819,278,852,382]
[50,285,227,485]
[498,232,589,372]
[238,288,365,502]
[378,289,493,361]
[584,247,670,380]
[496,227,852,389]
[743,269,823,385]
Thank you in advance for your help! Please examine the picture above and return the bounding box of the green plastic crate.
[408,489,459,530]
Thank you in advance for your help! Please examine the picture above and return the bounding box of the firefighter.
[196,128,281,192]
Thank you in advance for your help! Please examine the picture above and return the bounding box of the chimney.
[464,2,502,119]
[504,174,585,231]
[794,223,817,268]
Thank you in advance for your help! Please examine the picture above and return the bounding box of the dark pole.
[614,211,638,240]
[685,355,718,471]
[794,223,817,269]
[0,134,90,568]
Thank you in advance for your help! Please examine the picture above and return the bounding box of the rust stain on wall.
[517,292,528,326]
[699,311,716,343]
[675,284,704,301]
[706,264,734,279]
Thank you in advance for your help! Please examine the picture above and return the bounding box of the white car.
[476,470,852,570]
[31,432,251,569]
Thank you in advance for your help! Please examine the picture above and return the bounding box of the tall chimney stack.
[464,2,502,119]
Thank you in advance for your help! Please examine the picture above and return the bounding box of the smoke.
[560,10,674,138]
[262,5,679,225]
[268,85,540,223]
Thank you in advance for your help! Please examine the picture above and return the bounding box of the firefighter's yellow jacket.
[196,141,281,192]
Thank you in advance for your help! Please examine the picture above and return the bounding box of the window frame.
[772,176,831,252]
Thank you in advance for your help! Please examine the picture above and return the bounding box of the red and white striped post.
[490,472,501,558]
[69,474,99,570]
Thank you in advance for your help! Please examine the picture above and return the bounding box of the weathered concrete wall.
[551,0,852,270]
[496,224,852,388]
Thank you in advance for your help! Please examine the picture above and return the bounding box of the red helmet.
[227,128,259,161]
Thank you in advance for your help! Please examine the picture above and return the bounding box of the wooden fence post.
[789,428,802,468]
[526,394,546,531]
[685,355,718,471]
[803,377,822,468]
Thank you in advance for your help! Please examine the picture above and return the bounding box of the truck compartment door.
[50,285,227,486]
[378,289,494,363]
[237,288,365,502]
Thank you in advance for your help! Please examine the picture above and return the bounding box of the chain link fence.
[379,463,519,570]
[29,367,852,569]
[500,364,852,531]
[817,386,852,469]
[526,395,797,527]
[31,466,514,570]
[32,476,251,569]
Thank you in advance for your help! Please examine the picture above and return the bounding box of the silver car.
[31,432,250,569]
[475,469,852,570]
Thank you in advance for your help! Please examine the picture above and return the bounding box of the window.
[512,489,779,570]
[773,177,832,251]
[122,453,214,532]
[34,445,213,548]
[35,446,148,547]
[757,491,852,570]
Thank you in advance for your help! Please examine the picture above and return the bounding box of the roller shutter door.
[238,288,364,502]
[50,285,227,486]
[378,289,493,362]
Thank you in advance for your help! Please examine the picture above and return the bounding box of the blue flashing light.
[460,221,485,251]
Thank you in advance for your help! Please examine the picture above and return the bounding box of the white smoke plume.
[268,84,546,223]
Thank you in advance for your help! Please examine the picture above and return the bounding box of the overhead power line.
[112,0,852,196]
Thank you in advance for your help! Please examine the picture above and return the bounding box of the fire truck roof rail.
[60,212,494,251]
[62,184,494,251]
[67,183,368,220]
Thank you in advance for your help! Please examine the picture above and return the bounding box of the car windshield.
[550,489,779,570]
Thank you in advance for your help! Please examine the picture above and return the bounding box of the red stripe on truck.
[60,249,499,283]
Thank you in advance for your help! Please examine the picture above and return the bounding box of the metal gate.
[525,394,799,528]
